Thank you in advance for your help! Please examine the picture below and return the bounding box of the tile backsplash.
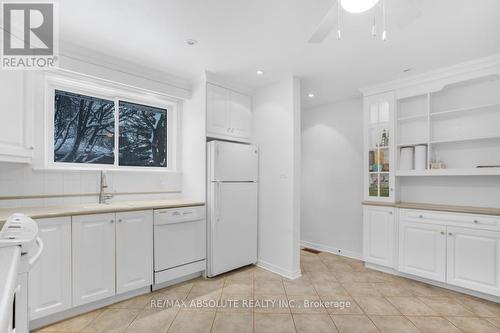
[0,163,182,208]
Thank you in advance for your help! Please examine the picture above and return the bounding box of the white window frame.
[43,72,180,172]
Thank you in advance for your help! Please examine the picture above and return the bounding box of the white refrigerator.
[207,141,258,277]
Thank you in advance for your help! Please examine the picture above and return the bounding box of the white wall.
[253,77,301,279]
[181,79,206,201]
[301,98,364,259]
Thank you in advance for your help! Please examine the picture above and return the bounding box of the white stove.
[0,214,43,333]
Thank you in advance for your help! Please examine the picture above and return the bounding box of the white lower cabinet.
[398,221,447,282]
[72,213,116,306]
[363,206,395,267]
[116,210,153,294]
[29,217,72,319]
[447,227,500,296]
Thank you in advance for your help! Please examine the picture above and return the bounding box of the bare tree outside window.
[54,90,115,164]
[118,101,167,167]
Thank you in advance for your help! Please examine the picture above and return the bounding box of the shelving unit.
[394,74,500,177]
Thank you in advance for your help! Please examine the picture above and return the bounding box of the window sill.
[32,164,181,174]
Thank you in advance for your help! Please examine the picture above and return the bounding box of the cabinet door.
[206,83,229,136]
[228,91,252,140]
[447,227,500,296]
[0,71,32,162]
[364,92,395,202]
[116,210,153,294]
[363,206,395,267]
[72,213,115,306]
[29,217,72,319]
[398,221,446,282]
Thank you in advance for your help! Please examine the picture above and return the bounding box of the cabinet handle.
[110,220,114,224]
[419,215,423,218]
[448,232,453,236]
[118,219,122,223]
[388,211,393,215]
[473,219,479,224]
[440,231,445,235]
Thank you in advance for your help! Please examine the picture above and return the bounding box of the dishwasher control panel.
[154,206,205,225]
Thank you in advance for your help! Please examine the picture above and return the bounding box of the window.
[54,90,115,164]
[53,89,172,169]
[119,101,167,167]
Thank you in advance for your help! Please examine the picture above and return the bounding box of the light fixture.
[340,0,379,13]
[186,39,198,46]
[337,0,387,41]
[308,93,315,98]
[256,70,264,75]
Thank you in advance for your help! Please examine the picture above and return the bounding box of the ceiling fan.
[308,0,423,43]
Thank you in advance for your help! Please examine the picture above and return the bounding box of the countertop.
[0,246,21,333]
[0,199,205,225]
[362,201,500,216]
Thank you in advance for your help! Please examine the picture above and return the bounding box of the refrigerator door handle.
[216,182,222,222]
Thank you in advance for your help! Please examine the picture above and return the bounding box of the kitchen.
[0,1,500,332]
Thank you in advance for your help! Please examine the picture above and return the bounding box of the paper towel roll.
[400,147,414,170]
[414,145,427,170]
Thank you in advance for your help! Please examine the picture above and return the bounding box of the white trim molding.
[300,240,363,261]
[256,259,302,280]
[59,41,192,100]
[360,53,500,98]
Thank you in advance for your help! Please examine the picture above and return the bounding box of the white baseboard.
[30,286,150,330]
[256,259,301,280]
[366,263,500,303]
[300,240,362,260]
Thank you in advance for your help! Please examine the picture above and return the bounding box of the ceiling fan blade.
[308,5,337,43]
[390,0,422,29]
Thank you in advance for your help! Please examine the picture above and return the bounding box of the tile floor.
[35,250,500,332]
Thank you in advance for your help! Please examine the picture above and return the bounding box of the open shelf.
[397,168,500,177]
[398,114,428,122]
[431,102,500,118]
[430,135,500,145]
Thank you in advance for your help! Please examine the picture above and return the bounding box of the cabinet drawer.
[400,209,500,231]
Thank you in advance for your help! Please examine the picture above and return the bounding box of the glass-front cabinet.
[364,92,395,202]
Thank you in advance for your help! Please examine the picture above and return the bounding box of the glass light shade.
[340,0,379,13]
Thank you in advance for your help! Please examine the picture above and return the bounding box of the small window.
[54,90,115,164]
[119,101,167,167]
[52,89,171,169]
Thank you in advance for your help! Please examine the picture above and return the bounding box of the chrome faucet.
[99,170,114,204]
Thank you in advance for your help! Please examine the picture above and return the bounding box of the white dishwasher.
[153,206,206,286]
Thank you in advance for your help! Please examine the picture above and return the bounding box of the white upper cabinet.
[72,213,116,306]
[0,71,33,163]
[207,83,230,136]
[363,92,395,202]
[363,205,395,268]
[115,210,153,294]
[29,217,72,319]
[206,83,252,142]
[398,220,447,282]
[228,90,252,139]
[447,227,500,296]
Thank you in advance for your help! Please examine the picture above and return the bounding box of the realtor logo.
[1,2,58,69]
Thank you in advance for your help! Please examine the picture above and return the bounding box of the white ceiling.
[60,0,500,108]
